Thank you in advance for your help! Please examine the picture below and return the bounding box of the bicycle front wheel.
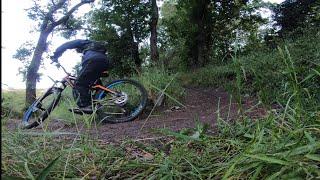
[22,87,62,129]
[95,79,148,123]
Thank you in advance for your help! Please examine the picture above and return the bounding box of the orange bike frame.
[92,84,117,94]
[63,75,116,94]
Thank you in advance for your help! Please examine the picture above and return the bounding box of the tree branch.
[49,0,67,22]
[55,26,92,31]
[31,0,51,31]
[53,0,94,26]
[32,0,47,17]
[51,0,56,6]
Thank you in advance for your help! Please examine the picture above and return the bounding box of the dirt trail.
[92,87,237,141]
[7,88,266,142]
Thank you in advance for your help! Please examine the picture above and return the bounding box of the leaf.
[305,154,320,162]
[222,156,242,179]
[312,68,320,77]
[1,175,27,180]
[300,73,315,84]
[304,131,316,144]
[250,164,263,180]
[244,133,254,139]
[266,167,288,180]
[245,154,289,165]
[36,155,61,180]
[24,162,35,180]
[183,158,203,180]
[286,143,320,156]
[223,161,237,180]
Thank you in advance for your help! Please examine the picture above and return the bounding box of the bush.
[178,63,236,88]
[238,29,320,107]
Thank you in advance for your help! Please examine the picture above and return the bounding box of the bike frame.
[52,62,117,94]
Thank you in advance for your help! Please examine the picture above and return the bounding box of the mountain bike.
[21,61,148,129]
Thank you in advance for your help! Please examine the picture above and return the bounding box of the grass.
[178,63,236,88]
[2,104,319,179]
[136,67,186,107]
[2,90,26,118]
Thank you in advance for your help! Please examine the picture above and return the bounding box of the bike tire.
[95,79,148,123]
[22,87,62,129]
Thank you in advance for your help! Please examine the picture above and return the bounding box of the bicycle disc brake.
[113,92,128,106]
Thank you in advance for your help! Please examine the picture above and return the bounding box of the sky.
[1,0,285,90]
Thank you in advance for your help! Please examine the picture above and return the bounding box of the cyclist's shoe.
[69,105,93,115]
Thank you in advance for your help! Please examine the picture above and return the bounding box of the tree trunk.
[133,41,142,69]
[25,31,50,106]
[188,0,211,68]
[24,0,93,107]
[150,0,159,63]
[127,24,142,70]
[197,21,206,67]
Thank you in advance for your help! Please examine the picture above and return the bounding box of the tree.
[17,0,94,106]
[161,0,266,69]
[12,41,36,82]
[87,0,150,75]
[150,0,159,63]
[273,0,318,36]
[161,0,214,69]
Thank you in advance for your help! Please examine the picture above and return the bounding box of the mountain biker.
[50,39,110,114]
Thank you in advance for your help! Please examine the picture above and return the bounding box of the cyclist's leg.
[74,59,109,108]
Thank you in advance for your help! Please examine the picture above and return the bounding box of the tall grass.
[239,30,320,107]
[95,39,319,179]
[2,90,30,118]
[178,63,236,88]
[136,67,186,107]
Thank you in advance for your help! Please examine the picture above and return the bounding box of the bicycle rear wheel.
[95,79,148,123]
[22,87,62,129]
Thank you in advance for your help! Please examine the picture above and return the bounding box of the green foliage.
[273,0,320,36]
[58,15,84,39]
[238,28,320,107]
[12,41,36,81]
[179,63,236,88]
[161,0,267,69]
[86,0,151,75]
[25,0,83,34]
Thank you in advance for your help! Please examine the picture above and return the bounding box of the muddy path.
[6,88,266,142]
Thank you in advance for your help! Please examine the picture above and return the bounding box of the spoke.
[95,80,146,123]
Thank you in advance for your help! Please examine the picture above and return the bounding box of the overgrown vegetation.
[136,68,186,106]
[182,28,320,106]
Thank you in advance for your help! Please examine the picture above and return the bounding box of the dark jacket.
[52,39,108,65]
